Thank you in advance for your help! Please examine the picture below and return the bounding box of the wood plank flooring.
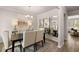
[0,34,79,52]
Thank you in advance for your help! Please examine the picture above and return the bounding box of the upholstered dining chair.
[1,31,10,52]
[1,31,22,52]
[22,31,37,52]
[35,29,44,50]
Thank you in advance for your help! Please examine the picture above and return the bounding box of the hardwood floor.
[1,34,79,52]
[38,34,79,52]
[0,43,3,52]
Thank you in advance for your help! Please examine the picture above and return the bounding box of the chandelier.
[25,15,33,19]
[25,6,33,20]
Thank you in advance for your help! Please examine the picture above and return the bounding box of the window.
[73,20,79,29]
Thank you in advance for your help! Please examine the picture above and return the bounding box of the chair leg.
[20,45,22,52]
[41,40,44,47]
[23,48,25,52]
[5,49,8,52]
[19,40,22,52]
[35,43,38,50]
[34,44,37,52]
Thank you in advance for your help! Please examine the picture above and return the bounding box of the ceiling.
[66,6,79,12]
[0,6,57,15]
[0,6,79,15]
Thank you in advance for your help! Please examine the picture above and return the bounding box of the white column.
[58,6,66,48]
[64,13,68,40]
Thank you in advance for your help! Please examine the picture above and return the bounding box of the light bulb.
[31,16,33,18]
[53,16,57,18]
[25,15,30,18]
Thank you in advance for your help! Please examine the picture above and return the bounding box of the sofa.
[70,28,79,37]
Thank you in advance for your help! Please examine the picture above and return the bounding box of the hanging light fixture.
[25,6,33,19]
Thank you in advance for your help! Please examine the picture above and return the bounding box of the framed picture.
[49,17,58,30]
[39,19,44,28]
[44,18,49,28]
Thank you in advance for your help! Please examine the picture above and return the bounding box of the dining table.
[10,29,46,52]
[11,31,23,52]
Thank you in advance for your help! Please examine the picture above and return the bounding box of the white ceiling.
[0,6,57,15]
[0,6,79,16]
[66,6,79,12]
[65,6,79,15]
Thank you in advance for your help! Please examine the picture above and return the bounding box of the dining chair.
[35,29,44,50]
[1,31,22,52]
[1,31,10,52]
[22,31,37,52]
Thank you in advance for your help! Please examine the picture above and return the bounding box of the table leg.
[12,41,15,52]
[43,33,45,43]
[19,40,22,52]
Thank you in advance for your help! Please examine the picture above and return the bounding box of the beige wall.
[0,9,37,43]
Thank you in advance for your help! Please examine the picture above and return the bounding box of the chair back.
[11,33,19,41]
[1,31,9,50]
[36,29,44,42]
[22,31,36,48]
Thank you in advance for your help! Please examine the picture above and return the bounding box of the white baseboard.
[45,34,58,42]
[57,42,64,48]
